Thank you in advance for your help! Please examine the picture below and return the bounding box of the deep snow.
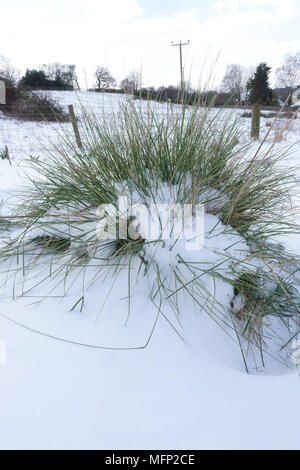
[0,91,300,450]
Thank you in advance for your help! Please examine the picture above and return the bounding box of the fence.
[0,91,299,162]
[0,90,184,159]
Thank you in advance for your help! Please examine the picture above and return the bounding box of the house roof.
[292,87,300,104]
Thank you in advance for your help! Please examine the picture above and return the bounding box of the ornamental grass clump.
[0,97,299,371]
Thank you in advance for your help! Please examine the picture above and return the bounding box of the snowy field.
[0,91,300,450]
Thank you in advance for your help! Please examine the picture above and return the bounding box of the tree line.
[2,52,300,107]
[19,63,143,94]
[0,56,69,121]
[220,52,300,106]
[20,63,80,91]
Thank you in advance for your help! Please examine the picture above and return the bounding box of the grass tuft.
[0,97,300,369]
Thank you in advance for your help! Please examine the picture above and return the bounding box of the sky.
[1,0,300,89]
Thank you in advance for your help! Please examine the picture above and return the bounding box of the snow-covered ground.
[0,91,300,450]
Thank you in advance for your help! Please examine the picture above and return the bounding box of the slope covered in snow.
[0,91,300,450]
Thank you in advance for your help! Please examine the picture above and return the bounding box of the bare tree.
[0,55,19,84]
[220,64,250,103]
[59,64,79,90]
[0,56,21,104]
[68,65,80,91]
[276,52,300,104]
[94,66,116,91]
[40,63,64,81]
[120,70,142,94]
[39,63,80,90]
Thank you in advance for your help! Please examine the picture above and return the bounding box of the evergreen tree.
[20,64,77,91]
[247,63,273,104]
[20,69,49,89]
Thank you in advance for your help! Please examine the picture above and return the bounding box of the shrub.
[280,111,297,119]
[241,112,252,118]
[0,78,69,122]
[20,69,49,89]
[242,111,297,119]
[20,64,78,91]
[1,100,299,370]
[134,87,235,106]
[4,91,69,122]
[0,146,10,161]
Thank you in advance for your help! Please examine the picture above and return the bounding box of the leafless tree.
[39,63,80,90]
[120,70,142,94]
[40,63,69,81]
[0,56,21,104]
[94,66,116,91]
[68,65,80,90]
[276,52,300,104]
[220,64,251,103]
[0,55,19,84]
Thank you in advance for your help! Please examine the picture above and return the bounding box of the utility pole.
[171,40,190,99]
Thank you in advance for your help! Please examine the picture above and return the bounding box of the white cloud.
[0,0,300,88]
[213,0,294,19]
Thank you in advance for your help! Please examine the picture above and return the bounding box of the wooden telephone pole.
[171,40,190,98]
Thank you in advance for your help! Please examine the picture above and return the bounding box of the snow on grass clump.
[0,98,299,372]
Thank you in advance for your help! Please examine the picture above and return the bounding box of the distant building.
[273,87,294,104]
[0,80,5,105]
[292,86,300,105]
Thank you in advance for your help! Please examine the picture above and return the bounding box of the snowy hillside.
[0,91,300,450]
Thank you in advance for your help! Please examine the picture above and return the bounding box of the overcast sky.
[1,0,300,89]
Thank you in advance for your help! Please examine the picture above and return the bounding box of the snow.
[0,92,300,450]
[1,315,300,450]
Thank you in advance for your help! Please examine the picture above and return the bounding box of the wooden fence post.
[251,103,260,139]
[68,104,82,149]
[5,146,11,165]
